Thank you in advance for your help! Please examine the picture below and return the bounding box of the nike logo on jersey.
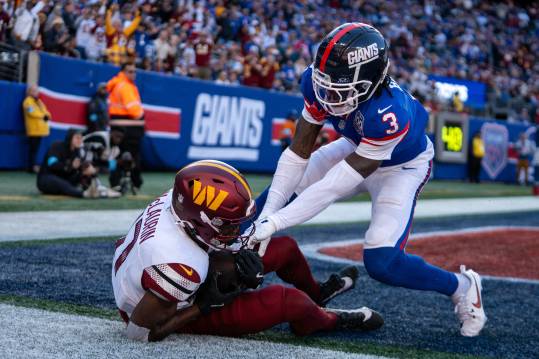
[179,264,194,276]
[472,276,482,309]
[402,167,416,170]
[377,105,392,114]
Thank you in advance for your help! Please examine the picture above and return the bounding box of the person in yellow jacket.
[105,3,140,66]
[23,84,51,173]
[468,131,485,183]
[107,62,144,190]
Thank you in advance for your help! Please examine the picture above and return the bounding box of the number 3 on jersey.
[382,112,399,135]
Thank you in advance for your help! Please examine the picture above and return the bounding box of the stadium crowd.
[1,0,538,122]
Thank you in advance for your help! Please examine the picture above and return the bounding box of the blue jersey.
[300,66,428,167]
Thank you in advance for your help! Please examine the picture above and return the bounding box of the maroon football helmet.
[171,160,256,251]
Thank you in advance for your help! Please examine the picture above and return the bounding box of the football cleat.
[326,307,384,332]
[453,265,487,337]
[318,265,359,306]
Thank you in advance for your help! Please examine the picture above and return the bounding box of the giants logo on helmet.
[347,43,379,67]
[189,94,265,161]
[192,179,229,211]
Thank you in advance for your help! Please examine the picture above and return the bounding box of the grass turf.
[0,171,531,212]
[0,294,481,359]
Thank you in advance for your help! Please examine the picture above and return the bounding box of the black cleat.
[326,307,384,332]
[318,265,359,306]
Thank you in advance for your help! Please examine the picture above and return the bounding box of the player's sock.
[262,236,322,301]
[451,272,472,303]
[363,247,459,296]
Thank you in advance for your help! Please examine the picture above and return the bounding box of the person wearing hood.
[87,83,109,133]
[37,129,119,198]
[107,62,144,191]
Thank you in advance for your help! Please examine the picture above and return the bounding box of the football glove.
[235,249,264,289]
[195,272,242,315]
[247,217,277,256]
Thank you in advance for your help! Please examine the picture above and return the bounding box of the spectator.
[75,7,96,58]
[259,54,279,90]
[85,27,107,62]
[23,84,50,173]
[193,31,213,80]
[87,83,109,133]
[37,128,119,198]
[107,62,144,191]
[105,3,140,66]
[515,132,535,185]
[452,91,464,113]
[62,0,77,36]
[11,0,44,49]
[153,29,173,71]
[0,0,10,42]
[468,131,484,184]
[9,0,539,117]
[44,17,69,53]
[279,109,298,152]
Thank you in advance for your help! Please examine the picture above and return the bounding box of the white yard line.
[0,196,538,242]
[0,304,390,359]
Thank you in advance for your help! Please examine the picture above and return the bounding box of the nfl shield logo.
[481,122,508,179]
[353,111,364,136]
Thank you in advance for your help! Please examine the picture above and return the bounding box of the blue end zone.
[1,211,538,358]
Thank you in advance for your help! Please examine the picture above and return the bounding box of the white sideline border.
[300,226,539,285]
[0,196,538,242]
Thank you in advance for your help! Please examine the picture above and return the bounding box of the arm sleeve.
[270,160,364,231]
[142,263,201,303]
[259,147,308,219]
[105,9,114,36]
[124,12,141,37]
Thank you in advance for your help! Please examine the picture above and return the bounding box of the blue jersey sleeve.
[356,103,411,161]
[300,66,329,124]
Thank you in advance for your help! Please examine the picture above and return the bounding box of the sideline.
[0,196,538,242]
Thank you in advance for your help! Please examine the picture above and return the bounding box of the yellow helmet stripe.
[179,161,252,199]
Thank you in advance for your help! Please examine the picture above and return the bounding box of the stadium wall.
[0,53,534,182]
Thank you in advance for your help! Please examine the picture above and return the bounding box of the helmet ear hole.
[188,179,195,188]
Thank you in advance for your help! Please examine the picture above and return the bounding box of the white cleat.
[454,265,487,337]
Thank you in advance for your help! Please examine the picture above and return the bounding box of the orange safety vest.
[106,72,144,123]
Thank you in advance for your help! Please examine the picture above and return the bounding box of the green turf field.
[0,170,531,212]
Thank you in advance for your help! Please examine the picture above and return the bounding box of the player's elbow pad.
[126,321,150,342]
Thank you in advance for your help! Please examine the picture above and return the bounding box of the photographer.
[37,129,118,198]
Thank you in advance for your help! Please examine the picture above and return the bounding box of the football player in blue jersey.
[247,23,486,337]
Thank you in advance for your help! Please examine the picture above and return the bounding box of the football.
[208,251,241,293]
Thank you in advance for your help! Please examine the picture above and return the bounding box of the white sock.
[451,273,471,303]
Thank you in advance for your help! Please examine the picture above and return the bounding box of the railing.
[0,42,26,82]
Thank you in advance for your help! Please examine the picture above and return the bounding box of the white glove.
[247,217,277,256]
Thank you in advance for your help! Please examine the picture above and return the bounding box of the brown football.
[208,251,241,293]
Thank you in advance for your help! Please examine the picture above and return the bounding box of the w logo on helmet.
[192,180,229,211]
